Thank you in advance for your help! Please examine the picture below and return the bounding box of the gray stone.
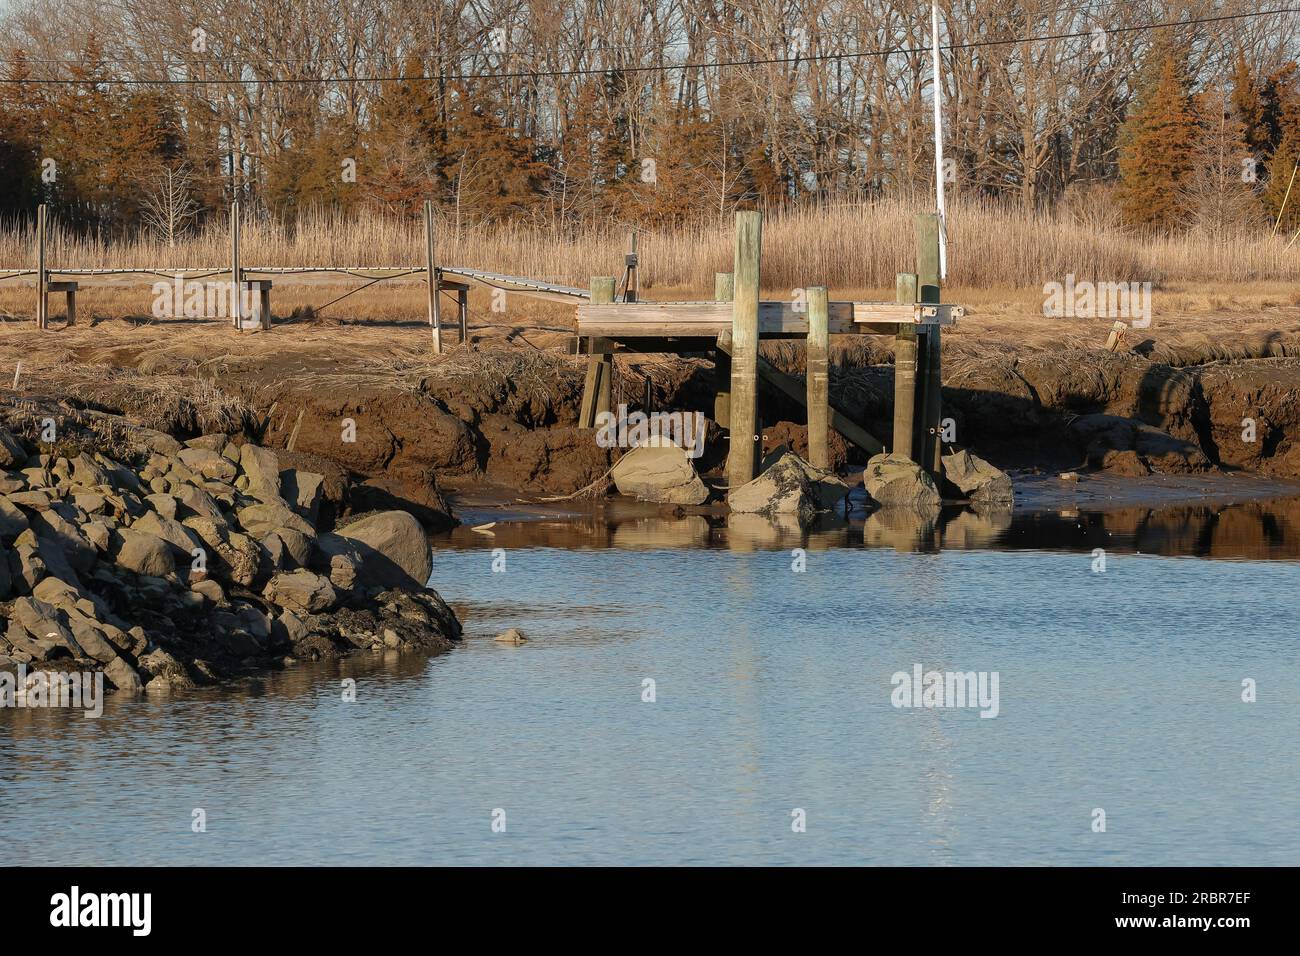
[236,500,316,537]
[133,511,202,557]
[280,468,325,523]
[863,453,942,508]
[494,627,528,645]
[611,444,709,505]
[239,444,282,499]
[113,528,176,577]
[0,496,29,540]
[0,429,25,469]
[264,570,337,614]
[175,485,223,520]
[104,656,144,694]
[728,452,820,522]
[145,493,180,520]
[941,449,1014,505]
[335,511,431,590]
[178,447,238,483]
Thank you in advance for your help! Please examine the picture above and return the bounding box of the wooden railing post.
[726,210,762,489]
[806,285,830,470]
[425,199,442,354]
[35,203,46,330]
[230,200,241,330]
[579,277,616,428]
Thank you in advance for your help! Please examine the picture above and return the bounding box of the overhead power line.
[0,7,1296,85]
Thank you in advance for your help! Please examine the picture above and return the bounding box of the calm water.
[3,499,1299,866]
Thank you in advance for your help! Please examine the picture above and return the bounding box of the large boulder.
[610,444,709,505]
[238,444,282,499]
[863,453,941,508]
[335,510,431,590]
[941,450,1014,506]
[178,447,239,483]
[112,528,176,577]
[728,452,820,522]
[264,570,337,614]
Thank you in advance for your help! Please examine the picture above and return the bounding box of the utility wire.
[0,7,1295,85]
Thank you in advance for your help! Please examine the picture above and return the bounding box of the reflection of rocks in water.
[725,513,806,551]
[862,505,942,552]
[609,516,712,550]
[940,506,1014,550]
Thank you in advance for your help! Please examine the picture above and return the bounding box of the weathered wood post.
[916,213,943,477]
[625,232,639,302]
[424,199,442,354]
[713,271,734,428]
[457,287,469,343]
[35,204,46,330]
[230,200,242,330]
[892,272,919,460]
[806,285,830,470]
[727,210,762,489]
[579,277,616,428]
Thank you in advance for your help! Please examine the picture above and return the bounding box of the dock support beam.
[424,199,441,354]
[727,210,762,489]
[891,272,919,461]
[806,285,830,469]
[35,204,46,330]
[915,213,943,478]
[579,277,616,428]
[457,287,469,343]
[713,271,733,428]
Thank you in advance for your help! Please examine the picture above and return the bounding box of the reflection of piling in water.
[610,516,712,550]
[940,505,1014,550]
[862,505,942,553]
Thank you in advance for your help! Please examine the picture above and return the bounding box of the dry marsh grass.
[1,197,1295,295]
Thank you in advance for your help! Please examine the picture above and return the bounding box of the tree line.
[0,0,1298,239]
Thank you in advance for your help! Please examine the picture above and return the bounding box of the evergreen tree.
[1117,52,1199,229]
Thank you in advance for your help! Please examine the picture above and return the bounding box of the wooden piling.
[625,233,639,302]
[424,199,441,354]
[916,213,943,476]
[579,277,616,428]
[727,210,762,489]
[457,287,469,344]
[35,204,46,330]
[713,271,734,428]
[230,200,241,330]
[892,272,919,461]
[806,285,830,470]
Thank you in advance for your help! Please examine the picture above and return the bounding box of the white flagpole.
[931,2,947,280]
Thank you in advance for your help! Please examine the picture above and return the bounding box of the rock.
[280,468,326,523]
[184,434,228,453]
[191,578,227,605]
[941,450,1014,505]
[0,429,25,468]
[264,570,337,614]
[83,520,112,552]
[30,511,96,573]
[7,490,51,511]
[104,656,144,694]
[0,550,9,599]
[113,528,176,577]
[70,453,112,489]
[145,493,180,520]
[133,511,202,557]
[9,543,47,593]
[728,452,820,522]
[269,527,314,567]
[73,492,108,515]
[174,485,223,520]
[312,533,363,590]
[183,516,259,585]
[335,510,431,590]
[494,627,528,645]
[611,444,709,505]
[0,496,30,540]
[235,500,316,537]
[239,444,282,499]
[863,453,942,508]
[178,447,238,483]
[760,446,850,510]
